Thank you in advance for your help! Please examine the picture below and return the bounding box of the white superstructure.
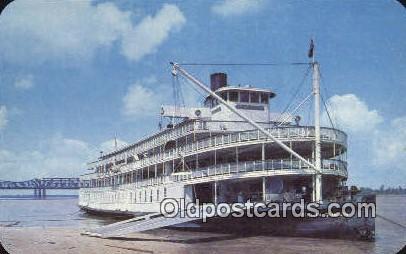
[79,65,348,215]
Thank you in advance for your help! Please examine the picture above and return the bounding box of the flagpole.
[310,39,322,203]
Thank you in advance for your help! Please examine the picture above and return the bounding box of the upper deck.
[85,72,347,180]
[92,73,285,166]
[83,124,347,179]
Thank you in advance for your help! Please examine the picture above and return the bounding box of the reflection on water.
[0,195,405,253]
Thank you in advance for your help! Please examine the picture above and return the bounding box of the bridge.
[0,178,80,197]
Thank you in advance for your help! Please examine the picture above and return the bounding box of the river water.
[0,194,405,253]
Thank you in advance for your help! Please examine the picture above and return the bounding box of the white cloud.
[121,75,202,119]
[0,136,91,180]
[211,0,264,17]
[0,106,8,130]
[122,77,164,118]
[373,116,406,165]
[0,135,129,180]
[0,1,185,64]
[121,4,186,61]
[323,94,405,178]
[100,138,128,154]
[323,94,383,133]
[14,75,34,90]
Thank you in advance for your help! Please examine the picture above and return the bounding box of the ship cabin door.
[193,183,213,203]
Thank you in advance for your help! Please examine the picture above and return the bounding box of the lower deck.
[79,174,344,214]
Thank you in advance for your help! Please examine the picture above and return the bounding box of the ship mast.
[171,40,324,203]
[312,60,322,203]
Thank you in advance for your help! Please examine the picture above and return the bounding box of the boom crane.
[170,63,318,168]
[170,58,323,203]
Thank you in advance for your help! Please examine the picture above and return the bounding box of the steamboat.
[79,49,374,240]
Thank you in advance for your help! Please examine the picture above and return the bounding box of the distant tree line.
[360,185,406,195]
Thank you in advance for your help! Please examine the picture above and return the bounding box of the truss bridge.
[0,178,80,197]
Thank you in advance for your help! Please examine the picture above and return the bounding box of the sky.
[0,0,405,188]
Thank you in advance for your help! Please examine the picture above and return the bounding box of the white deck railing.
[82,126,347,182]
[170,159,347,183]
[95,123,346,169]
[81,158,347,189]
[115,126,346,173]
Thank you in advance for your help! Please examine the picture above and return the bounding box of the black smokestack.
[210,73,227,91]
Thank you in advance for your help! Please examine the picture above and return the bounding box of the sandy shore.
[0,226,377,254]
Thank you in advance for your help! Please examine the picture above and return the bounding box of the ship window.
[115,159,125,165]
[164,187,167,198]
[260,93,269,104]
[127,156,134,164]
[220,92,227,101]
[250,92,259,103]
[204,98,211,107]
[229,91,238,102]
[240,91,249,102]
[150,190,153,202]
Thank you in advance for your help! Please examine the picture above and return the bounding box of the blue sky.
[0,0,405,188]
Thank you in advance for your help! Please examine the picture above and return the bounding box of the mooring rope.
[376,214,406,230]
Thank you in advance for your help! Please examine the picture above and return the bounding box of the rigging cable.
[319,70,339,129]
[178,62,311,66]
[274,64,312,124]
[175,74,185,107]
[276,93,313,127]
[321,94,336,130]
[178,74,209,105]
[171,74,178,107]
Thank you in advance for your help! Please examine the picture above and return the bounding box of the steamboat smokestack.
[210,73,227,91]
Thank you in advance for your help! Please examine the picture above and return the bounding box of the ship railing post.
[214,181,218,205]
[262,142,265,171]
